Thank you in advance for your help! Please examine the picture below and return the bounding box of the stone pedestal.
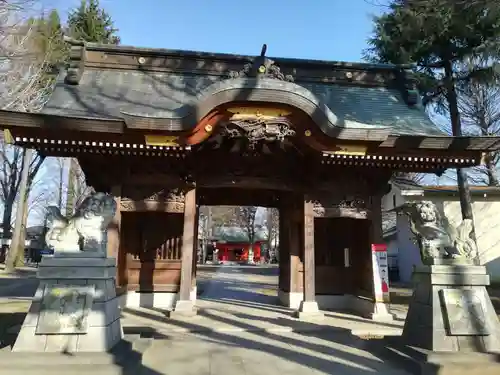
[167,299,198,318]
[295,300,324,320]
[369,302,396,322]
[13,256,123,353]
[402,264,500,354]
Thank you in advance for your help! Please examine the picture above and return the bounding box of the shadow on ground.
[124,306,409,374]
[1,264,500,374]
[0,312,26,349]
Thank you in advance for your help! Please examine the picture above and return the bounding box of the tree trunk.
[484,153,499,186]
[1,196,15,239]
[247,243,254,263]
[204,206,212,264]
[58,158,64,210]
[266,209,273,259]
[66,158,76,216]
[5,149,32,273]
[15,195,29,267]
[444,60,477,242]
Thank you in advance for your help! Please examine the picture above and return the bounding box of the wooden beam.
[119,199,185,213]
[313,207,371,219]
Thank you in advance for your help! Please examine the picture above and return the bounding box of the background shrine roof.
[37,41,443,137]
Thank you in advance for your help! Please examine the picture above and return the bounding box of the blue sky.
[53,0,388,62]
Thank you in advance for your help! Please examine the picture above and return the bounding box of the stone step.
[0,363,131,375]
[0,339,153,374]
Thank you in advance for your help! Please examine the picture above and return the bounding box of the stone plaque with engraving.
[440,288,489,336]
[36,285,95,335]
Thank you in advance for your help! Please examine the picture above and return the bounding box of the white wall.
[386,237,399,256]
[441,199,500,283]
[395,213,422,283]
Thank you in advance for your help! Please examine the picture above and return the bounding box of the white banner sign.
[371,244,390,303]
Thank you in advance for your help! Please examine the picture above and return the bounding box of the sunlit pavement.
[122,265,411,374]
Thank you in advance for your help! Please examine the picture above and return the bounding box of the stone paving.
[122,266,405,336]
[0,264,413,374]
[123,265,411,374]
[141,330,410,375]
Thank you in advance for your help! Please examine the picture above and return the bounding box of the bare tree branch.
[0,0,60,239]
[234,206,258,263]
[265,207,279,261]
[457,59,500,186]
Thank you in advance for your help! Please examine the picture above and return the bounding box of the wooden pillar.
[302,200,316,302]
[370,195,383,247]
[192,205,200,288]
[289,203,301,294]
[179,187,196,301]
[296,196,323,319]
[278,204,289,293]
[107,185,122,289]
[278,194,302,308]
[170,186,197,316]
[106,185,122,259]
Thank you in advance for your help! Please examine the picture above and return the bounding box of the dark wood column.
[370,194,383,247]
[107,185,122,289]
[278,203,289,294]
[289,214,301,295]
[303,199,316,302]
[106,185,122,259]
[278,193,302,308]
[192,205,200,289]
[296,196,323,319]
[170,186,197,317]
[179,187,196,301]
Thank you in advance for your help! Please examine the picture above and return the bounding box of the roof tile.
[42,68,441,136]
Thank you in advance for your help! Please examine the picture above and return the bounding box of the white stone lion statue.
[399,201,478,265]
[45,192,117,256]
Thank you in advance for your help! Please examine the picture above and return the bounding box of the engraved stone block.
[440,288,489,336]
[36,285,95,335]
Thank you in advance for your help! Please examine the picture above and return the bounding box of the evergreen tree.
[28,10,68,79]
[67,0,120,44]
[63,0,120,216]
[364,0,500,241]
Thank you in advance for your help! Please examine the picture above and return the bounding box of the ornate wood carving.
[228,44,295,82]
[120,185,186,213]
[310,191,370,219]
[219,119,296,147]
[64,37,86,85]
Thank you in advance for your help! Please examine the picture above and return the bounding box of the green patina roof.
[41,69,439,136]
[212,226,268,243]
[37,42,441,138]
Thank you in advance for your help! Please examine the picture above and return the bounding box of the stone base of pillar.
[167,299,197,318]
[402,265,500,353]
[295,300,324,320]
[13,256,122,353]
[369,302,397,322]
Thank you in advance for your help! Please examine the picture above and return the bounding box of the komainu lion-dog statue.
[398,201,478,265]
[45,192,116,256]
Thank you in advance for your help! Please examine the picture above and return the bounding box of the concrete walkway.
[0,264,413,374]
[141,330,410,375]
[123,265,405,336]
[122,265,411,374]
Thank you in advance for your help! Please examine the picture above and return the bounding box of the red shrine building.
[210,226,268,262]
